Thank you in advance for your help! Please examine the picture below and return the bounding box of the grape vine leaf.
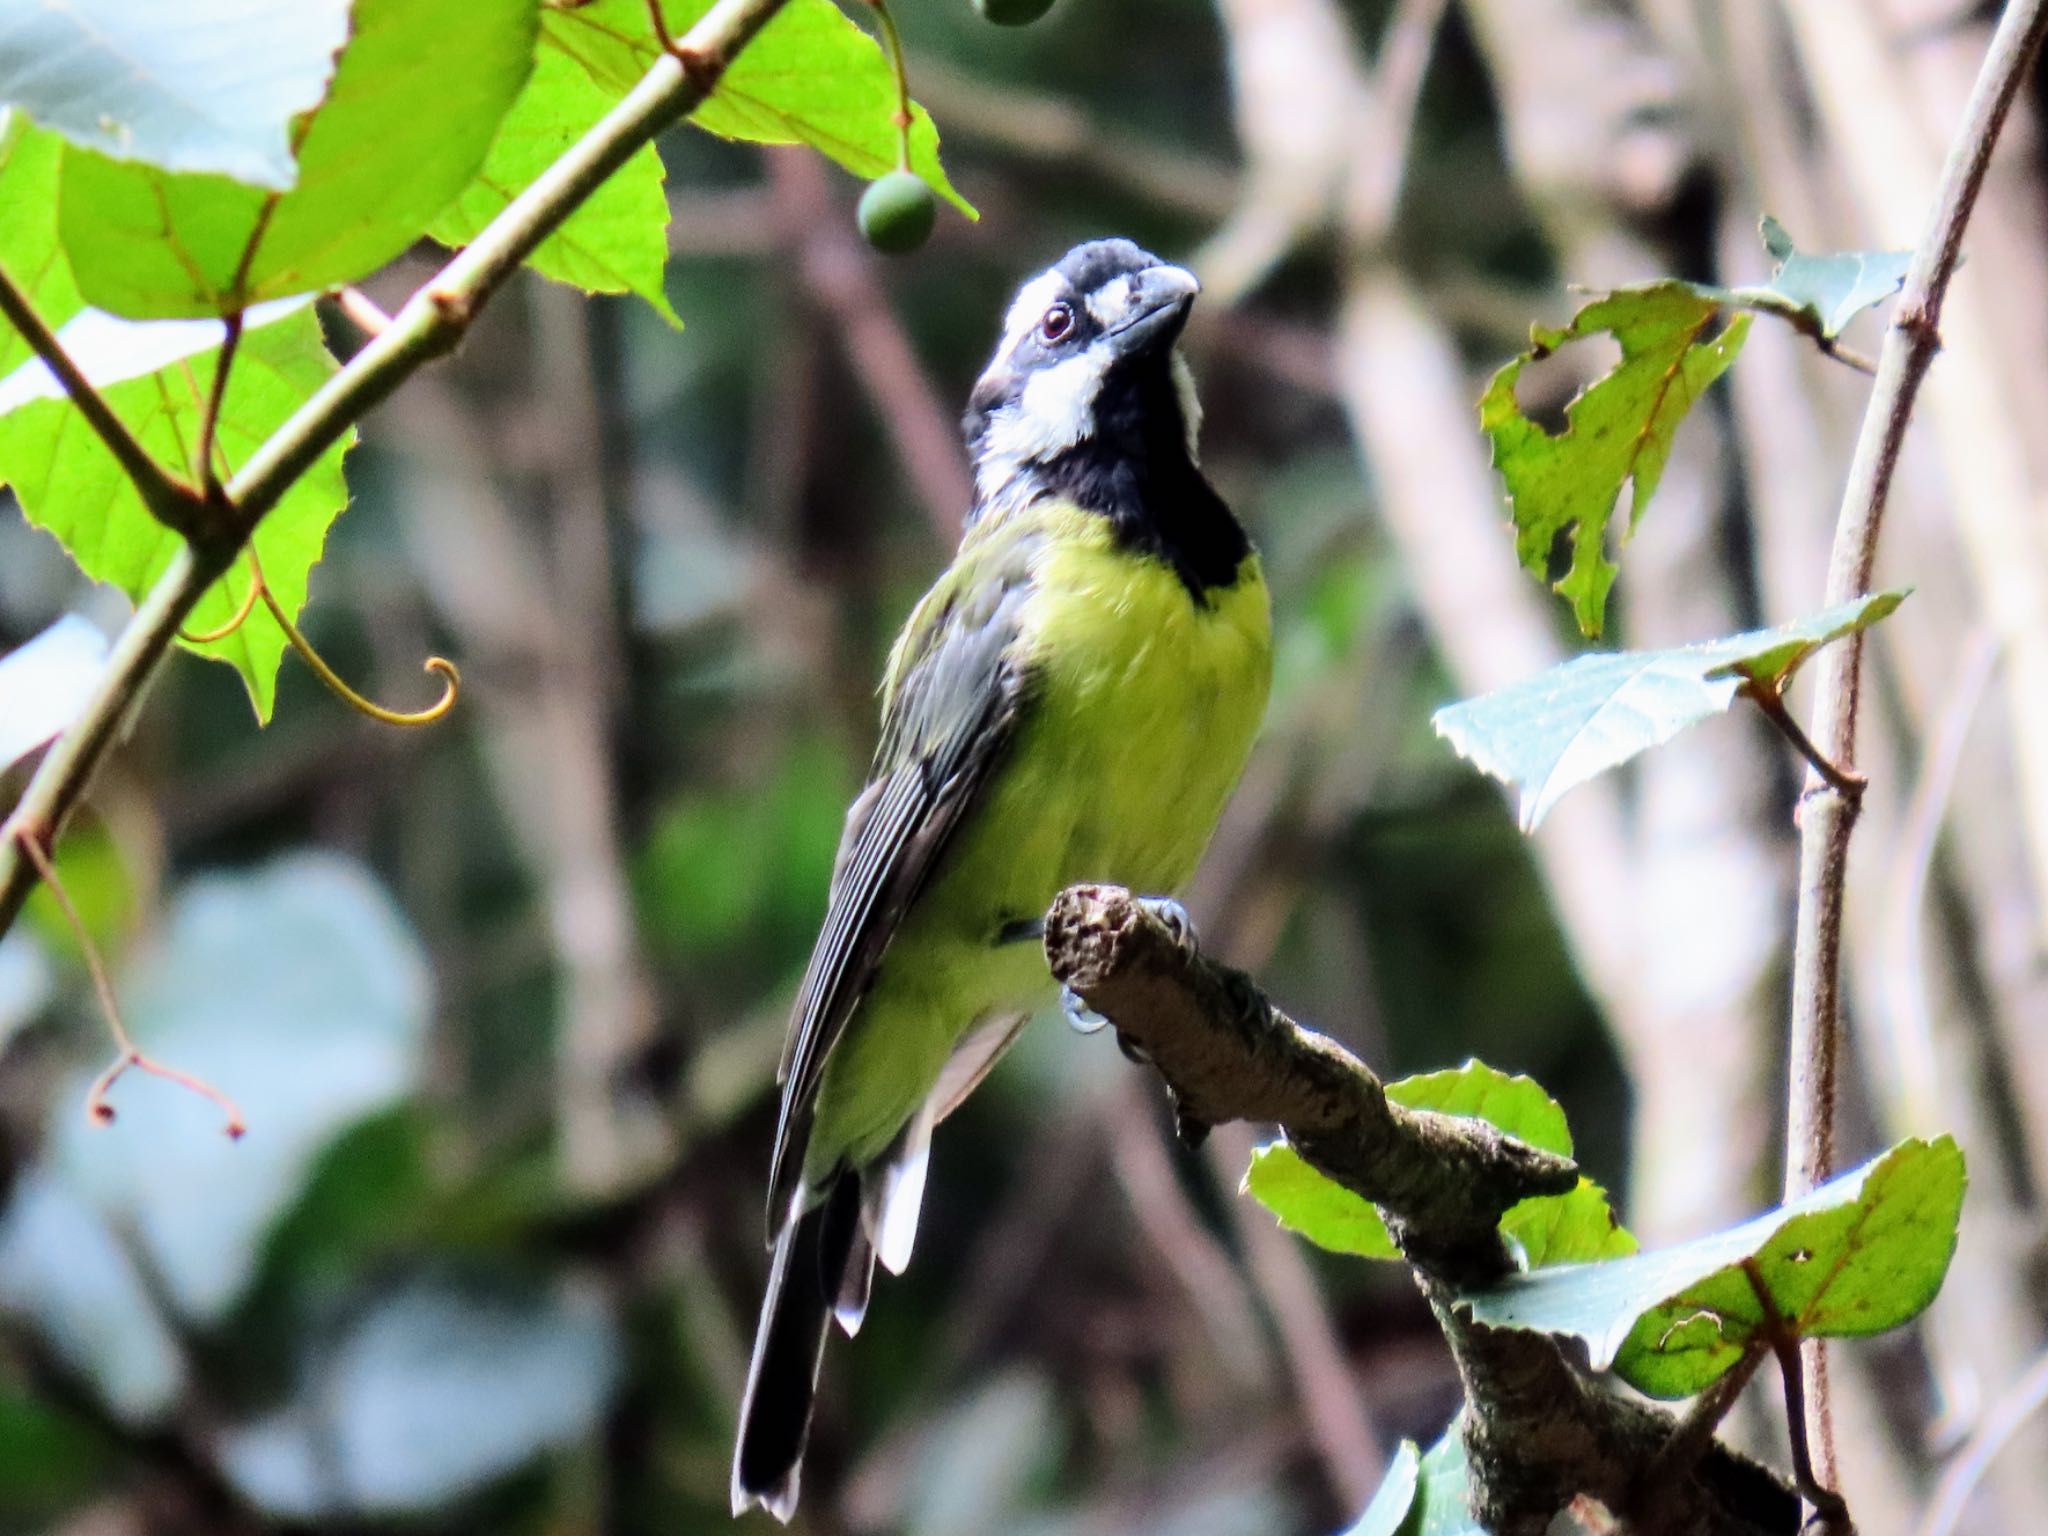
[1481,283,1749,638]
[429,46,680,326]
[0,0,349,190]
[1347,1440,1420,1536]
[1460,1137,1965,1400]
[1243,1061,1634,1270]
[56,0,537,318]
[1432,590,1908,832]
[542,0,976,218]
[0,121,84,382]
[0,306,352,719]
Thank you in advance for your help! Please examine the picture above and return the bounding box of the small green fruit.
[858,172,938,255]
[974,0,1057,22]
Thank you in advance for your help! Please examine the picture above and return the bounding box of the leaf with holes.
[1481,283,1748,638]
[429,46,679,325]
[0,0,350,189]
[1243,1061,1633,1269]
[56,0,535,318]
[1460,1138,1965,1400]
[0,305,350,719]
[542,0,975,218]
[1433,591,1907,831]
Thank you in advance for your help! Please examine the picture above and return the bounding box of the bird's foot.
[1060,985,1111,1035]
[1137,896,1199,958]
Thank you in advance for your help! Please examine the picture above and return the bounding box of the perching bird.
[731,238,1273,1520]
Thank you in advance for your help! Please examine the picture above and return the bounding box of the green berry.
[858,172,937,255]
[973,0,1056,22]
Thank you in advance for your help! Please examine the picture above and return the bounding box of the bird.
[731,238,1273,1521]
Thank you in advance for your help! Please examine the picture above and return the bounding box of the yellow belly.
[806,508,1272,1179]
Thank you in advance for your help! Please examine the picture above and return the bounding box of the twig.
[1740,679,1865,800]
[333,286,394,338]
[0,263,214,543]
[1779,0,2048,1501]
[196,311,245,501]
[1917,1348,2048,1536]
[1741,1259,1848,1528]
[0,0,796,943]
[8,826,245,1137]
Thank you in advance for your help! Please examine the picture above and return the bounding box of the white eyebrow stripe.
[1001,269,1067,352]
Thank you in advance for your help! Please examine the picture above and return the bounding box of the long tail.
[732,1174,864,1522]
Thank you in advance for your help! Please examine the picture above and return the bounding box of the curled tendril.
[249,551,459,726]
[9,824,246,1139]
[179,567,262,645]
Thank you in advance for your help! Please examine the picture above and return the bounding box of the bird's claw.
[1138,896,1199,958]
[1061,985,1110,1035]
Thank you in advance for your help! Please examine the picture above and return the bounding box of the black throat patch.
[1034,354,1251,603]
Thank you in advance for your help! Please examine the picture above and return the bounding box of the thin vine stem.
[0,0,795,942]
[1779,0,2048,1508]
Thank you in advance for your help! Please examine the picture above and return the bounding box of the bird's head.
[963,239,1203,508]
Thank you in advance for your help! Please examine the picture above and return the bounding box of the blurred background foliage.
[3,1,2048,1533]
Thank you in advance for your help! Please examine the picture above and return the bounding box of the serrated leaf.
[1433,591,1908,832]
[1460,1137,1966,1400]
[0,123,84,382]
[430,46,679,325]
[542,0,975,219]
[0,0,350,190]
[1243,1061,1634,1270]
[1714,216,1912,340]
[0,615,107,771]
[0,306,351,719]
[1482,283,1748,638]
[56,0,536,318]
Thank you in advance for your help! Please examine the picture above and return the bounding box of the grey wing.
[763,577,1032,1231]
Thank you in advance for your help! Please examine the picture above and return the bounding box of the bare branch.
[1781,0,2048,1499]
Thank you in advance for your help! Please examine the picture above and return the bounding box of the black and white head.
[963,239,1206,511]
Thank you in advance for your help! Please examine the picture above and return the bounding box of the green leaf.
[1345,1439,1420,1536]
[1374,1429,1482,1536]
[57,0,537,318]
[1432,591,1908,831]
[0,306,352,719]
[1243,1061,1634,1269]
[0,0,349,189]
[1481,283,1748,638]
[429,46,679,325]
[0,122,84,381]
[543,0,976,218]
[1712,216,1912,341]
[1460,1137,1966,1400]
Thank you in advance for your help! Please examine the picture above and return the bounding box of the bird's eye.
[1040,304,1074,342]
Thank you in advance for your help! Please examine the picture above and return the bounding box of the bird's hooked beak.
[1103,263,1200,356]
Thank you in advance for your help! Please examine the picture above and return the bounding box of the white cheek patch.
[1172,351,1203,461]
[973,346,1112,500]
